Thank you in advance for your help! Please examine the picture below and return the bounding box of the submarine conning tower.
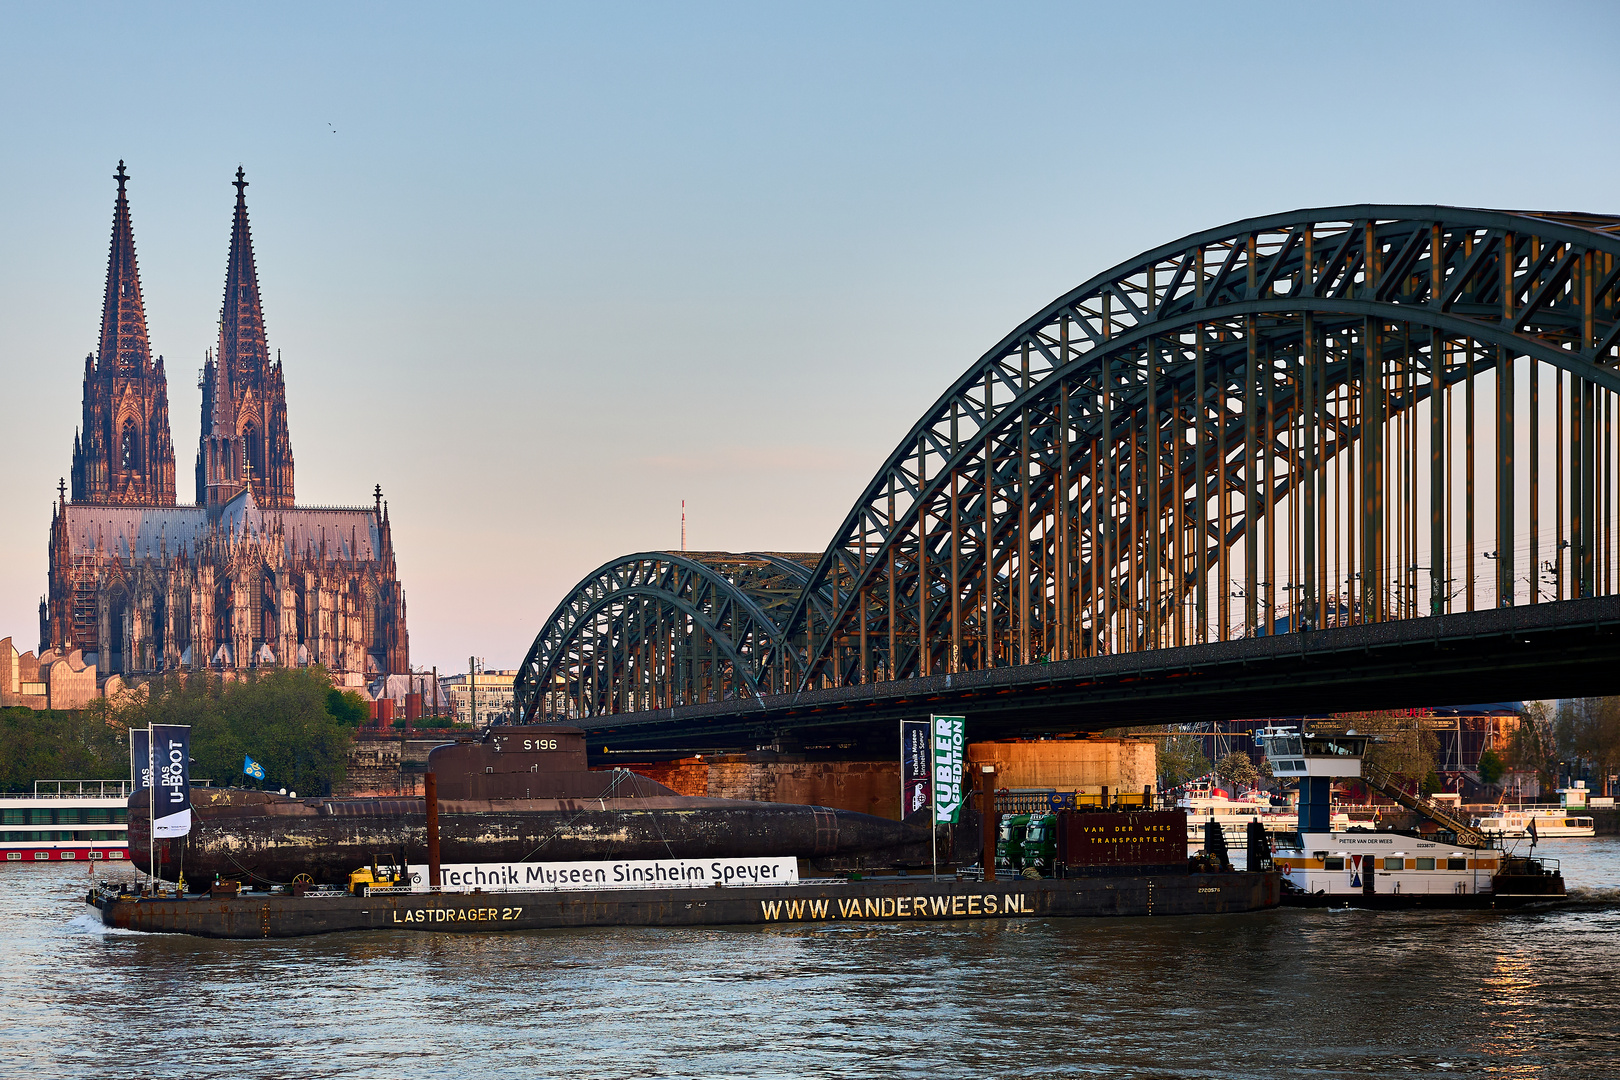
[426,725,678,801]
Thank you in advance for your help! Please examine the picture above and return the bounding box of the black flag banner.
[150,724,193,837]
[130,728,152,792]
[901,719,932,820]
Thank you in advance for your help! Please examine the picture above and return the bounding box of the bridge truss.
[517,206,1620,730]
[523,551,827,720]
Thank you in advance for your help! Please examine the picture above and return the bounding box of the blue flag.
[244,755,266,781]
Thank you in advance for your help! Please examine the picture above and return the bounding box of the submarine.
[127,725,930,886]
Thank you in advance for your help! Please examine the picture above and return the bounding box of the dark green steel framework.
[516,205,1620,744]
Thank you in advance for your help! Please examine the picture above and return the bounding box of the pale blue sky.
[2,2,1617,674]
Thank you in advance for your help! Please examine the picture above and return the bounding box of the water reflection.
[6,851,1620,1078]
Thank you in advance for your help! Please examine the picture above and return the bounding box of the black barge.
[101,723,1282,938]
[89,870,1280,938]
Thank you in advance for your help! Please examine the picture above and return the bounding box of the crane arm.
[1360,761,1490,848]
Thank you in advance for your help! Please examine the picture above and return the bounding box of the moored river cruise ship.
[1471,809,1596,838]
[1,780,131,863]
[1176,784,1345,843]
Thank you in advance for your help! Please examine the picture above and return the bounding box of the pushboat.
[1255,726,1566,909]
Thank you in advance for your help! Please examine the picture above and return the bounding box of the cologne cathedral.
[40,164,409,680]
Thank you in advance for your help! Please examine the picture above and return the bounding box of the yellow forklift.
[347,855,410,896]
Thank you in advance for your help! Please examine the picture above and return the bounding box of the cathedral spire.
[98,160,151,375]
[219,166,269,381]
[201,168,294,509]
[71,163,177,506]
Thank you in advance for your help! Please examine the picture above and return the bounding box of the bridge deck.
[562,596,1620,751]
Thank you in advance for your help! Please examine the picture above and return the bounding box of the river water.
[6,841,1620,1079]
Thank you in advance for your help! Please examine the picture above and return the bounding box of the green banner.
[932,715,965,824]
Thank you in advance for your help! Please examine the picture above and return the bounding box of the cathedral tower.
[71,162,178,506]
[197,167,295,509]
[45,163,408,677]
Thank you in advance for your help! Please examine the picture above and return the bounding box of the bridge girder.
[518,206,1620,732]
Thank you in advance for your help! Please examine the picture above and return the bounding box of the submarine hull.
[128,790,929,885]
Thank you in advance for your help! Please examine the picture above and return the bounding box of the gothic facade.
[40,164,409,680]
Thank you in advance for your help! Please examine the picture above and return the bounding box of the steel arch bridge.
[517,205,1620,742]
[524,551,829,720]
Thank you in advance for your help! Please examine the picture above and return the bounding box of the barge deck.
[89,871,1280,938]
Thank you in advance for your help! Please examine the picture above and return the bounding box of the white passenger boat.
[1177,783,1325,843]
[1253,727,1564,907]
[0,780,131,863]
[1471,808,1595,838]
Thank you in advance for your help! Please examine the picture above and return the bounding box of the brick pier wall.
[707,759,900,820]
[966,736,1157,794]
[330,734,1167,823]
[612,738,1161,820]
[610,757,902,819]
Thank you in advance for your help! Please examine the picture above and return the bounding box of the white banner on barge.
[405,857,799,893]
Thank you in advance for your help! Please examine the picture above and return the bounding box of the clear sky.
[2,2,1617,676]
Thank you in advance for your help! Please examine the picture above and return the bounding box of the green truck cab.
[1021,813,1057,878]
[996,814,1031,873]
